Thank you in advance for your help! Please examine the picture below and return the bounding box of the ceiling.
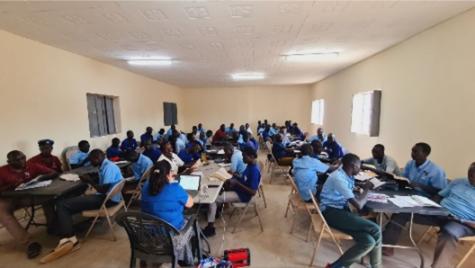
[0,1,473,87]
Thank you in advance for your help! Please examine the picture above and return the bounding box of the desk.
[191,161,224,204]
[366,190,449,268]
[69,160,130,176]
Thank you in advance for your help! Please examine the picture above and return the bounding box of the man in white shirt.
[362,144,400,175]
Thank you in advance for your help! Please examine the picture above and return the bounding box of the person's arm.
[230,178,257,196]
[34,164,59,181]
[185,195,194,208]
[348,182,373,210]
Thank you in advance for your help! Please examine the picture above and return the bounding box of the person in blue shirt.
[269,123,278,137]
[292,144,338,202]
[320,153,381,268]
[239,132,257,152]
[271,134,295,166]
[106,138,122,161]
[322,133,344,160]
[69,140,90,169]
[383,142,448,255]
[289,122,304,140]
[308,127,327,143]
[52,149,123,261]
[262,125,271,141]
[197,123,206,135]
[225,123,236,136]
[140,127,154,146]
[154,128,165,144]
[143,140,161,163]
[224,143,247,177]
[121,130,138,152]
[174,131,186,154]
[125,151,153,181]
[166,124,176,139]
[178,142,201,165]
[310,140,330,162]
[203,147,261,237]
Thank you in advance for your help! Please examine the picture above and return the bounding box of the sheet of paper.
[210,167,232,181]
[218,163,231,168]
[16,180,52,191]
[205,149,217,154]
[393,176,410,183]
[217,149,225,155]
[367,192,389,203]
[355,170,377,181]
[369,177,386,189]
[389,195,420,207]
[411,195,441,208]
[60,173,80,182]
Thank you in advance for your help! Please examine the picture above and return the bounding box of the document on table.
[393,175,410,183]
[389,195,441,208]
[367,192,389,203]
[355,170,378,181]
[369,177,386,189]
[218,163,231,168]
[16,179,52,191]
[217,149,225,155]
[60,173,80,182]
[209,167,232,181]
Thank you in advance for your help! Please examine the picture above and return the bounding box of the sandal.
[39,236,80,264]
[26,242,42,259]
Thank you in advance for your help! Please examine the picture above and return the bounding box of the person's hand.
[363,181,374,190]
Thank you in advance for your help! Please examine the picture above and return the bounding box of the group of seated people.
[286,127,474,268]
[0,122,262,265]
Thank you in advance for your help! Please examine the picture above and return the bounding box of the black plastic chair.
[116,212,196,268]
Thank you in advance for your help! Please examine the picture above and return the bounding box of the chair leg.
[306,222,312,242]
[417,226,434,245]
[457,243,475,268]
[284,199,292,218]
[105,215,116,241]
[309,226,324,267]
[254,204,264,232]
[84,215,100,240]
[233,205,250,233]
[290,212,297,234]
[260,186,267,208]
[229,208,237,219]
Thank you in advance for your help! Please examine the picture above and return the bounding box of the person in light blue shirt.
[225,123,236,136]
[175,133,186,154]
[154,128,165,144]
[320,153,381,268]
[224,143,247,176]
[293,144,333,202]
[197,123,206,135]
[307,127,327,143]
[69,140,90,169]
[402,142,447,196]
[125,151,153,181]
[322,133,344,160]
[166,124,176,139]
[269,123,278,137]
[55,149,123,251]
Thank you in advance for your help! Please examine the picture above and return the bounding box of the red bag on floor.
[224,248,251,268]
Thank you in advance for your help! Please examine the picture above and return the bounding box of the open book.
[389,195,441,208]
[209,167,232,181]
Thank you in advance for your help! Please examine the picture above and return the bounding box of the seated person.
[178,142,202,165]
[289,122,304,140]
[310,140,330,160]
[69,140,90,169]
[197,123,206,136]
[0,150,58,259]
[155,128,165,144]
[320,154,381,268]
[158,141,185,174]
[141,160,195,264]
[143,140,161,163]
[203,147,261,237]
[173,130,186,154]
[279,127,291,146]
[271,134,295,166]
[191,126,200,141]
[166,124,176,139]
[28,139,63,172]
[212,124,227,144]
[307,127,327,143]
[239,133,257,152]
[44,149,123,263]
[106,137,122,161]
[245,123,253,135]
[225,123,236,136]
[322,133,344,160]
[121,130,138,152]
[269,123,278,137]
[125,151,153,181]
[382,142,447,255]
[140,126,155,146]
[224,143,247,177]
[362,144,400,175]
[292,144,338,202]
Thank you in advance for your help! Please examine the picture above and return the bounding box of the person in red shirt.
[0,150,58,259]
[28,139,63,173]
[212,124,227,144]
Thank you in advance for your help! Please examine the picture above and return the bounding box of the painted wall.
[310,8,475,178]
[181,85,312,134]
[0,29,184,165]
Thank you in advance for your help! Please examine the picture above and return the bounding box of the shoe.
[26,242,42,259]
[202,226,216,237]
[382,247,394,257]
[39,236,80,264]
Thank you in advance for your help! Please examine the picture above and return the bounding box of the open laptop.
[178,174,201,196]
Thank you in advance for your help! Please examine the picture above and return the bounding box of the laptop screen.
[179,175,201,191]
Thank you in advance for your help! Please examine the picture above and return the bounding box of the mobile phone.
[208,184,220,188]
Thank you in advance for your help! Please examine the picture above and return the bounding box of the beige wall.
[0,29,184,165]
[181,85,312,133]
[310,8,475,178]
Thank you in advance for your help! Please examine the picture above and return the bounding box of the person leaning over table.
[124,150,153,191]
[143,139,161,163]
[271,134,295,166]
[69,140,90,169]
[319,153,381,268]
[41,149,123,264]
[0,150,59,259]
[362,144,400,176]
[292,144,339,202]
[28,139,63,173]
[223,142,247,177]
[382,142,448,256]
[322,133,344,160]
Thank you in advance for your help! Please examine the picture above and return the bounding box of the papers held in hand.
[210,168,232,181]
[389,195,441,208]
[355,170,378,181]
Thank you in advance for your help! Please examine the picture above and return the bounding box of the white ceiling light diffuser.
[231,72,266,81]
[282,51,340,62]
[127,57,173,66]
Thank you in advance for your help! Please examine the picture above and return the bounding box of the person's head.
[38,139,54,156]
[111,137,120,147]
[89,149,105,167]
[124,150,140,162]
[206,130,213,138]
[242,146,257,165]
[411,142,431,164]
[239,125,245,132]
[198,123,203,129]
[468,162,475,186]
[126,130,134,139]
[264,119,268,124]
[149,160,173,196]
[146,127,153,134]
[311,140,323,154]
[293,122,298,128]
[158,128,165,135]
[171,124,176,131]
[245,123,249,129]
[279,126,286,134]
[272,123,277,128]
[230,123,234,128]
[7,150,26,170]
[160,141,173,157]
[327,133,335,143]
[372,144,385,161]
[341,153,361,176]
[78,140,90,153]
[223,142,234,157]
[186,133,195,143]
[317,127,324,135]
[300,144,313,157]
[192,125,197,133]
[220,124,225,131]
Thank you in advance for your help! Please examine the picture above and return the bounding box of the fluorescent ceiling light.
[127,58,173,66]
[231,72,266,81]
[282,51,339,62]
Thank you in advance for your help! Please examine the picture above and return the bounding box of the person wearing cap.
[28,139,63,173]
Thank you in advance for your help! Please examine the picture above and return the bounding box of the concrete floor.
[1,155,474,268]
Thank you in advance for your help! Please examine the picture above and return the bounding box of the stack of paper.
[60,173,80,182]
[389,195,441,208]
[209,168,232,181]
[355,170,377,181]
[367,193,389,203]
[16,180,52,191]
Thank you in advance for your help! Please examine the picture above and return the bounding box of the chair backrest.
[100,179,126,209]
[62,146,79,171]
[307,189,332,234]
[257,160,264,173]
[287,174,300,195]
[137,165,154,190]
[116,212,179,259]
